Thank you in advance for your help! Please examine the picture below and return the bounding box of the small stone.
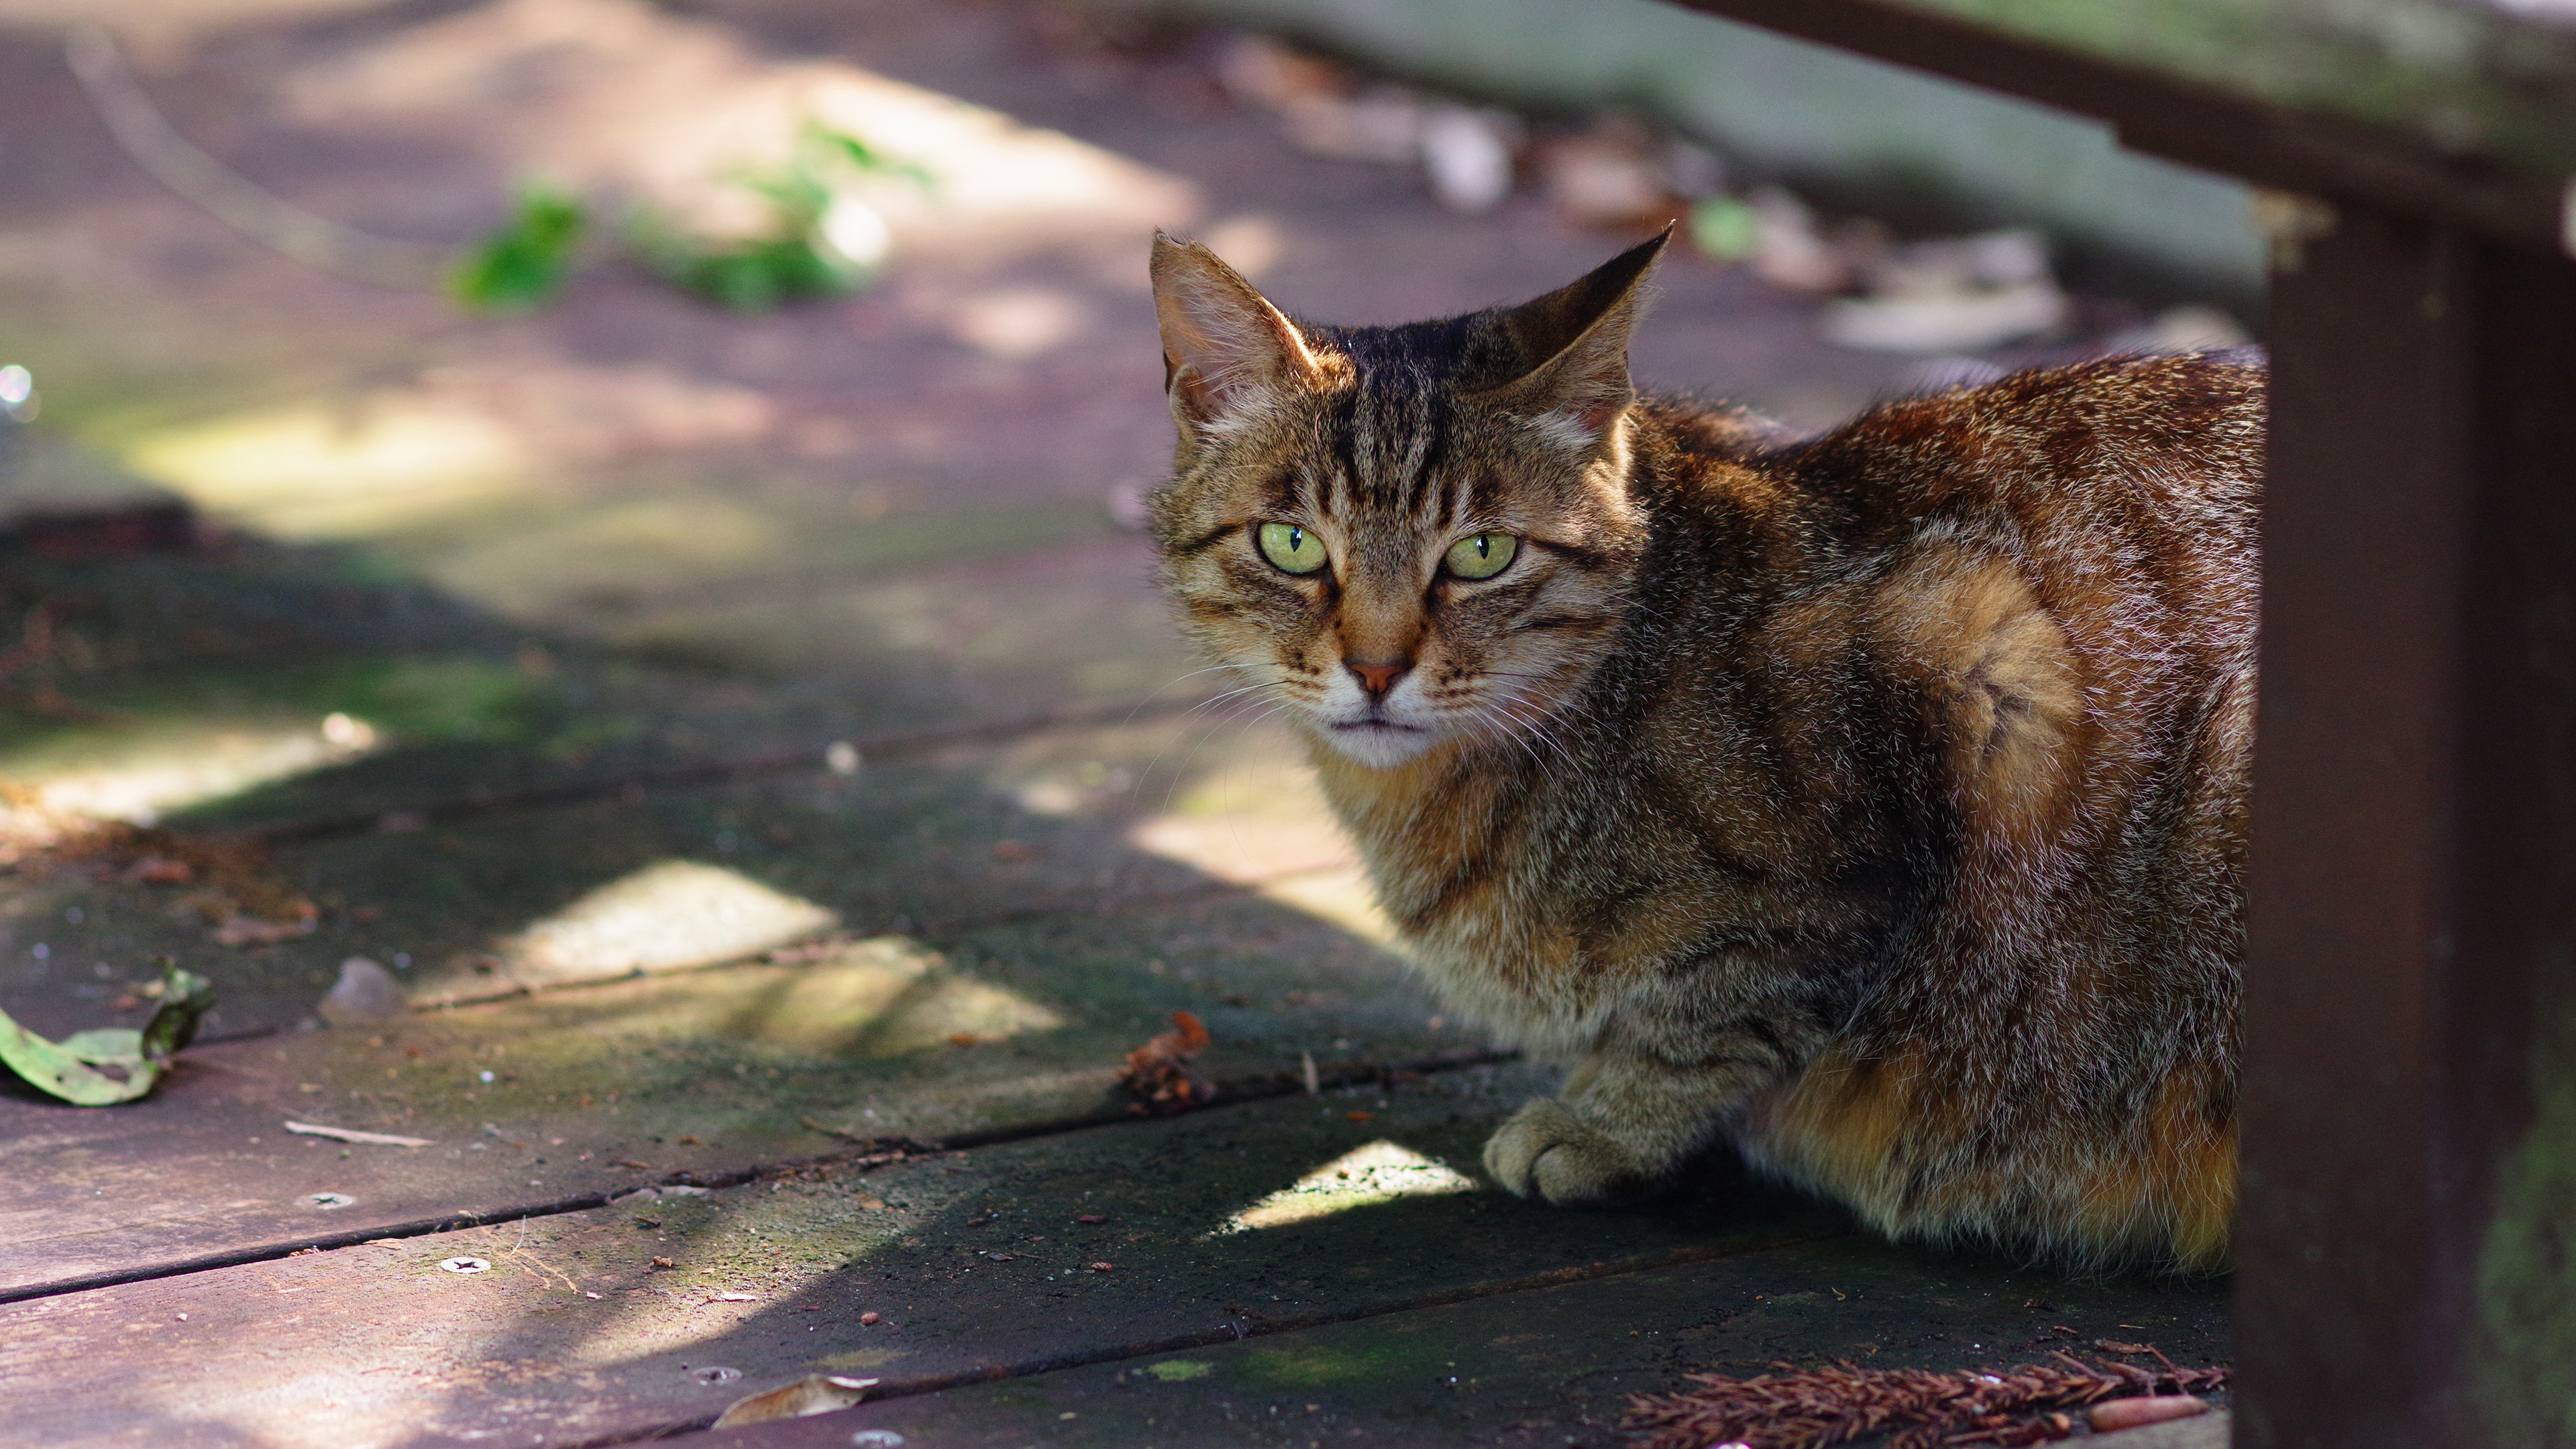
[860,1311,881,1326]
[317,957,406,1026]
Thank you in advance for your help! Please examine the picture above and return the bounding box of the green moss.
[2473,983,2576,1442]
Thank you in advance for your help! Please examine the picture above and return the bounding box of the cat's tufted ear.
[1481,229,1667,451]
[1151,233,1327,441]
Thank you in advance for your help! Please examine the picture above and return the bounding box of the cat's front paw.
[1483,1097,1651,1208]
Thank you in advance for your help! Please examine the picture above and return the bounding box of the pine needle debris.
[1623,1351,2227,1449]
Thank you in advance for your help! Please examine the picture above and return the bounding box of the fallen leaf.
[1089,1262,1114,1272]
[1120,1010,1215,1116]
[712,1374,879,1428]
[651,1257,676,1269]
[1077,1214,1106,1224]
[1344,1110,1375,1123]
[0,960,212,1106]
[213,910,316,946]
[2094,1339,2155,1356]
[990,840,1038,862]
[860,1311,881,1325]
[126,855,193,883]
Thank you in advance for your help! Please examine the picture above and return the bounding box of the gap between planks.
[0,1048,1512,1307]
[491,1225,1852,1449]
[252,692,1226,848]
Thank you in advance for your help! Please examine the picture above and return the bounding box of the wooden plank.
[0,708,1441,1297]
[720,1242,2230,1449]
[0,871,1460,1299]
[3,708,1352,1036]
[0,1064,1872,1449]
[2238,209,2576,1446]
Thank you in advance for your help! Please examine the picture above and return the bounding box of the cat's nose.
[1346,658,1411,696]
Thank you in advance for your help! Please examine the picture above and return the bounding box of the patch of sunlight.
[0,0,385,58]
[1217,1140,1480,1234]
[139,1355,485,1449]
[501,860,836,988]
[1256,865,1399,947]
[0,713,380,825]
[278,0,1197,265]
[708,933,1071,1059]
[420,494,788,619]
[859,975,1063,1057]
[122,397,528,539]
[1125,720,1355,885]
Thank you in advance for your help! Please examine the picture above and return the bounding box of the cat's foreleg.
[1482,1052,1766,1208]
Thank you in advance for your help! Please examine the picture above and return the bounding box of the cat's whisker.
[1128,677,1288,810]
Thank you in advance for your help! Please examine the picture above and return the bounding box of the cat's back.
[1782,350,2264,561]
[1696,353,2265,1271]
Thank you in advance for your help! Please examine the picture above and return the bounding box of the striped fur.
[1148,233,2255,1273]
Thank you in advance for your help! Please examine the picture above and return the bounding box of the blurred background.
[0,0,2259,1043]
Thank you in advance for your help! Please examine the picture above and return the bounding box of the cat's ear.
[1151,233,1326,439]
[1482,229,1667,449]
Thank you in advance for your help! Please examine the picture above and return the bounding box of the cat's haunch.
[1148,232,2254,1274]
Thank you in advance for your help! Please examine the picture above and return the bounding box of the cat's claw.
[1483,1097,1651,1208]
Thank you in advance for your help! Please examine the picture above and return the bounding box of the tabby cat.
[1146,231,2257,1273]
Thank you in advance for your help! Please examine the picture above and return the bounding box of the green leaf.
[805,123,935,193]
[1688,195,1761,263]
[450,186,588,313]
[657,235,859,312]
[0,961,213,1106]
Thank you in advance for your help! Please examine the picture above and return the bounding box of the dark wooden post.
[2242,208,2576,1447]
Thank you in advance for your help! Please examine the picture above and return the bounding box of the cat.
[1146,230,2257,1273]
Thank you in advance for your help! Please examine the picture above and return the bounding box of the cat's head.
[1147,234,1664,770]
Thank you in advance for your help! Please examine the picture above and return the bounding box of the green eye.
[1256,521,1329,575]
[1443,533,1519,580]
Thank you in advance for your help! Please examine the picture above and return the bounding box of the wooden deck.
[0,1,2233,1444]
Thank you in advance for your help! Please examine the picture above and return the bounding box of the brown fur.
[1147,232,2256,1272]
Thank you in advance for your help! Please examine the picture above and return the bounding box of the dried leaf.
[0,959,211,1105]
[1120,1010,1215,1116]
[711,1374,879,1428]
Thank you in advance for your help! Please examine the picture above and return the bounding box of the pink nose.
[1346,659,1409,696]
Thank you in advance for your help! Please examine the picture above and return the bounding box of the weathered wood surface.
[737,1250,2229,1449]
[0,1067,1809,1447]
[0,714,1461,1298]
[0,1063,2228,1449]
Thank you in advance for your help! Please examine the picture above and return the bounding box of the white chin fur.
[1319,720,1439,769]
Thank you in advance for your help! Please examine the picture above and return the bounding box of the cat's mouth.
[1320,715,1436,767]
